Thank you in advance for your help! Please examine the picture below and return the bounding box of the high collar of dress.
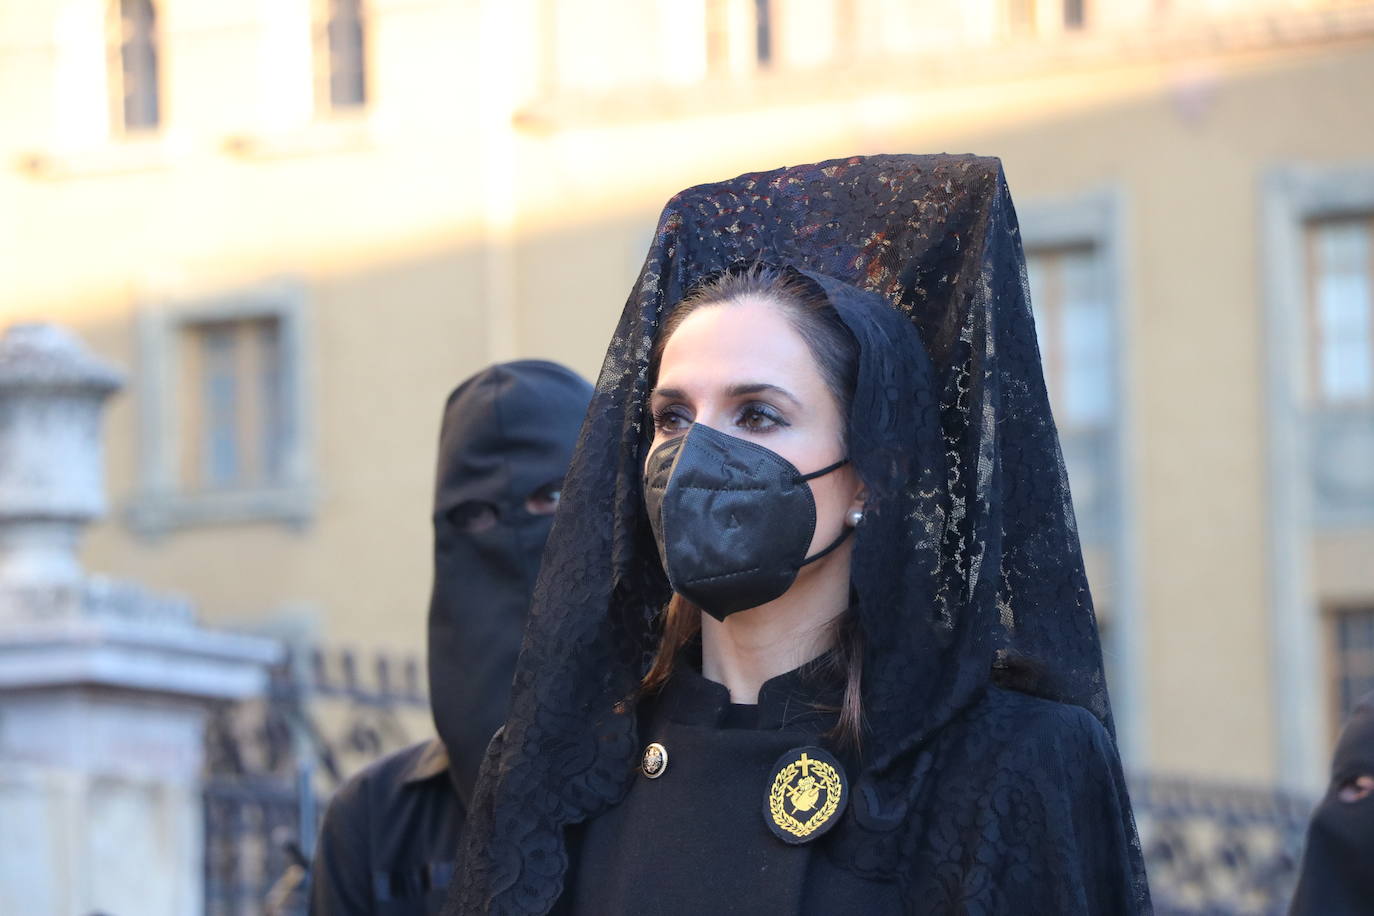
[655,643,845,731]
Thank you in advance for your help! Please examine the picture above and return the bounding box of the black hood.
[427,360,592,804]
[1291,691,1374,915]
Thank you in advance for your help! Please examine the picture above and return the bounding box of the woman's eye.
[526,481,563,516]
[738,403,786,431]
[652,405,692,432]
[447,501,499,533]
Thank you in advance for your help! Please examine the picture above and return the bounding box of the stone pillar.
[0,324,280,916]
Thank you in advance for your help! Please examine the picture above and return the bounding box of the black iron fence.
[203,646,429,916]
[203,650,1316,915]
[1134,775,1314,915]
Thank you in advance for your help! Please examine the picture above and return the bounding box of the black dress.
[560,657,1143,915]
[563,657,900,914]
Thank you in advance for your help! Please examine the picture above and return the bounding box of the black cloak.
[1290,690,1374,915]
[309,361,592,915]
[444,154,1151,914]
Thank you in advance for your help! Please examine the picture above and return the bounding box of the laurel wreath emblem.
[768,756,843,838]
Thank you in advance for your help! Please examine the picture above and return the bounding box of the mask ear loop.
[800,525,855,567]
[796,457,856,567]
[799,457,850,482]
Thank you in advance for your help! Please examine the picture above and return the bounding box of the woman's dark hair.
[640,263,865,748]
[649,263,858,423]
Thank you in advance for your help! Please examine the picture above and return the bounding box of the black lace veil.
[448,154,1123,913]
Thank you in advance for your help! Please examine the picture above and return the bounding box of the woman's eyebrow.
[650,382,801,407]
[727,382,801,407]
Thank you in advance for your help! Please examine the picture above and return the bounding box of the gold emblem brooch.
[764,746,848,845]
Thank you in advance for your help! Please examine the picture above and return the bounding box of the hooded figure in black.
[1290,691,1374,915]
[444,155,1151,915]
[309,361,593,916]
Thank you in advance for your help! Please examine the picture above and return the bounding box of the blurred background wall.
[3,0,1373,807]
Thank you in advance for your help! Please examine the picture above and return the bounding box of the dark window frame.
[317,0,368,112]
[754,0,773,67]
[111,0,161,133]
[1327,604,1374,740]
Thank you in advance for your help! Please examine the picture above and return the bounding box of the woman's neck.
[698,558,850,704]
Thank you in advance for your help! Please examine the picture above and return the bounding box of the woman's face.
[647,294,864,559]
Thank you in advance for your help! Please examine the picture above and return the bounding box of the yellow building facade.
[4,0,1374,792]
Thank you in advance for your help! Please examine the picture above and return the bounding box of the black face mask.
[642,422,852,622]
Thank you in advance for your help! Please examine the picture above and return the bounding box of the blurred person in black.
[308,360,593,916]
[1290,690,1374,915]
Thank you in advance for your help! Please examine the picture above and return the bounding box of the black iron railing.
[203,646,428,916]
[1132,774,1314,915]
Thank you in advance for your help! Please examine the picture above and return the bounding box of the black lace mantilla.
[445,154,1151,914]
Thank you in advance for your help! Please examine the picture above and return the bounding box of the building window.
[133,281,314,535]
[754,0,773,67]
[317,0,367,111]
[111,0,160,132]
[1027,244,1115,542]
[1021,191,1139,762]
[1027,246,1113,429]
[1329,607,1374,732]
[1064,0,1087,30]
[1308,216,1374,406]
[1262,167,1374,783]
[704,0,776,76]
[1304,214,1374,527]
[183,318,290,493]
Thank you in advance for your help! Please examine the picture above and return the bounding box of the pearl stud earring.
[847,509,865,527]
